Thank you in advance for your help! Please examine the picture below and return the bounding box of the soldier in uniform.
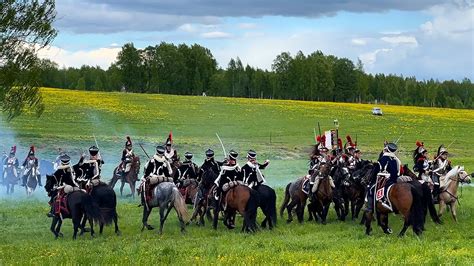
[121,136,135,178]
[241,150,269,189]
[366,142,403,234]
[198,149,224,178]
[78,145,105,187]
[431,145,452,203]
[344,135,357,172]
[176,152,199,188]
[213,150,242,228]
[53,148,65,171]
[139,145,173,205]
[21,146,42,187]
[3,146,19,184]
[412,141,431,183]
[164,132,178,163]
[47,154,80,217]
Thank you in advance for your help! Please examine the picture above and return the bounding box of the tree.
[115,43,143,92]
[0,0,57,119]
[76,77,86,90]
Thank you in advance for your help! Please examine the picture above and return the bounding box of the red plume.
[169,131,173,143]
[316,135,321,143]
[346,135,354,147]
[11,146,16,153]
[416,141,423,147]
[321,135,326,145]
[30,145,35,153]
[126,136,132,145]
[337,138,343,149]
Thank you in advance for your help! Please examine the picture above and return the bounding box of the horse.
[190,169,217,226]
[89,183,121,235]
[212,183,259,233]
[109,156,140,198]
[364,177,425,237]
[255,184,277,229]
[45,174,102,239]
[180,179,199,205]
[141,182,188,234]
[307,163,333,224]
[25,168,38,197]
[438,166,471,222]
[343,161,373,220]
[330,163,349,221]
[3,164,18,195]
[280,176,308,223]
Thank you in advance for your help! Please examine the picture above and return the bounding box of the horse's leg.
[88,217,95,238]
[130,182,135,199]
[286,199,297,223]
[141,207,154,231]
[159,205,172,234]
[50,216,59,238]
[56,219,63,238]
[79,214,87,236]
[172,205,186,233]
[114,213,121,235]
[72,216,80,240]
[379,213,391,234]
[450,201,457,222]
[99,221,104,235]
[364,211,373,235]
[120,181,125,197]
[438,199,446,218]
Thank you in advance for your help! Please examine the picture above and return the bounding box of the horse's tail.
[245,187,260,232]
[101,189,118,225]
[279,182,291,218]
[267,187,277,226]
[172,187,189,222]
[422,183,442,224]
[82,193,102,223]
[409,184,425,235]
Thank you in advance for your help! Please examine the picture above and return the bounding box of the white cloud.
[351,38,367,46]
[201,31,233,39]
[238,23,258,29]
[359,48,392,67]
[37,46,120,69]
[381,35,418,46]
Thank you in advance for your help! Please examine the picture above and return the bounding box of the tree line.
[38,42,474,109]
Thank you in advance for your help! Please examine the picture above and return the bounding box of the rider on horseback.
[53,148,65,171]
[413,141,431,184]
[139,145,173,205]
[164,132,178,163]
[78,145,105,187]
[121,136,135,178]
[241,150,269,189]
[2,146,19,184]
[366,142,403,229]
[176,152,199,188]
[21,146,42,187]
[344,135,357,173]
[431,145,452,203]
[47,154,80,217]
[198,149,224,177]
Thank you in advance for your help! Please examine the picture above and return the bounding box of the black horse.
[255,184,277,229]
[330,163,349,221]
[343,161,373,220]
[190,169,217,226]
[89,183,121,235]
[45,174,102,239]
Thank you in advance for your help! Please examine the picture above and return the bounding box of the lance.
[138,143,151,159]
[318,122,322,138]
[216,133,227,158]
[93,134,102,159]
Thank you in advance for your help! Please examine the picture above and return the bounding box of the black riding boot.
[47,197,55,217]
[432,185,440,204]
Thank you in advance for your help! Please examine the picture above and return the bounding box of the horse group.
[280,160,471,237]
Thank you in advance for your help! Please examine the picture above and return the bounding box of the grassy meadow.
[0,87,473,264]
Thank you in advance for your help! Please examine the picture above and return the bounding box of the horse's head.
[402,164,418,180]
[45,174,55,193]
[353,162,374,184]
[458,167,471,184]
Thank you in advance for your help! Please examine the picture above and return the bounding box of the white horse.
[438,166,471,222]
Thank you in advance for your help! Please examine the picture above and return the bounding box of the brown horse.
[438,166,471,222]
[365,178,425,237]
[190,169,217,226]
[180,179,199,205]
[307,163,333,224]
[109,156,140,198]
[212,184,259,232]
[280,176,308,223]
[343,161,373,220]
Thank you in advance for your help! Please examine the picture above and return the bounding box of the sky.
[37,0,474,81]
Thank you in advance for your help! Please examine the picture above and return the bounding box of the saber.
[138,143,151,159]
[93,134,102,158]
[215,133,227,158]
[394,132,403,144]
[447,140,456,149]
[313,128,317,144]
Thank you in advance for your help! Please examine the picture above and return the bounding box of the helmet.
[247,150,256,159]
[28,146,35,156]
[125,136,132,147]
[205,149,214,158]
[229,150,238,160]
[386,143,398,153]
[60,154,71,165]
[89,146,99,156]
[10,146,16,155]
[184,152,193,160]
[156,145,165,155]
[437,145,448,157]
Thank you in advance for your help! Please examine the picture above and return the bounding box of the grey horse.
[141,182,188,234]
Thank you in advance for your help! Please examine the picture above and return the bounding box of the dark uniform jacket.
[370,152,402,187]
[215,164,242,191]
[144,156,171,178]
[241,161,269,188]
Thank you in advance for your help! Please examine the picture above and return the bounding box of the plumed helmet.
[205,149,214,158]
[415,141,426,154]
[166,131,172,146]
[247,150,257,159]
[28,146,35,156]
[10,146,16,155]
[156,145,165,155]
[89,145,99,156]
[60,154,71,165]
[437,145,448,157]
[185,152,193,160]
[125,136,132,147]
[229,150,238,160]
[386,143,398,153]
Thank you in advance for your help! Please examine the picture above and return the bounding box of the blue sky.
[38,0,474,81]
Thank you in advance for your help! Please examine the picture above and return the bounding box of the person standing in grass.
[241,150,269,189]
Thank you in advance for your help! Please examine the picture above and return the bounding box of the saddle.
[54,191,70,216]
[375,174,393,211]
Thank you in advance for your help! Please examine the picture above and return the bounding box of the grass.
[0,87,473,264]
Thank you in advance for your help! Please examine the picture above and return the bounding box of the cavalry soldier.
[78,145,105,187]
[2,146,19,184]
[344,135,357,172]
[431,145,452,203]
[164,132,178,163]
[175,151,199,187]
[198,149,224,178]
[412,141,431,183]
[353,147,363,169]
[241,150,269,189]
[138,145,173,205]
[310,135,328,170]
[366,143,403,221]
[21,146,42,187]
[46,154,80,217]
[214,150,241,228]
[53,148,65,171]
[120,136,135,178]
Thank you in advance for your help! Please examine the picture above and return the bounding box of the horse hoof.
[147,225,154,230]
[286,219,292,224]
[116,230,122,236]
[58,232,64,238]
[383,228,393,235]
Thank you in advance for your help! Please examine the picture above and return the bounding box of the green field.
[0,88,473,264]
